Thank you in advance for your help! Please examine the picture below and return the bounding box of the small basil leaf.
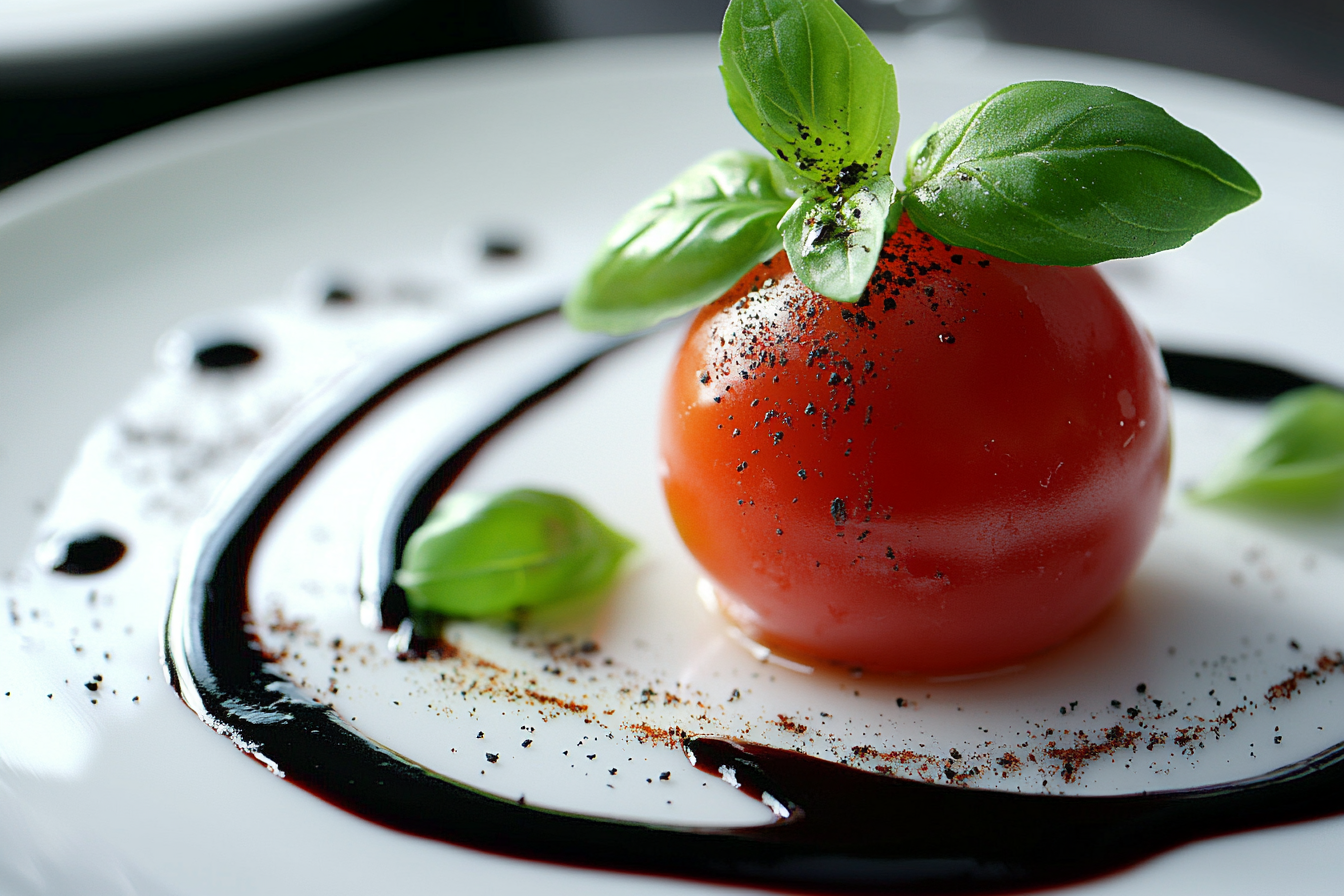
[779,176,894,301]
[720,0,898,189]
[564,150,791,334]
[395,489,635,619]
[1192,386,1344,509]
[903,81,1261,266]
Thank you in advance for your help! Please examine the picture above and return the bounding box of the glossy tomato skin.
[661,215,1170,673]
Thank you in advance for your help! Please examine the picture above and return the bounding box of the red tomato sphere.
[660,215,1170,673]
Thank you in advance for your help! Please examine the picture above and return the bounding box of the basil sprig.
[720,0,899,303]
[903,81,1261,266]
[396,489,635,620]
[1191,387,1344,509]
[565,0,1260,334]
[565,150,792,334]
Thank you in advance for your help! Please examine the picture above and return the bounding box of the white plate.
[3,33,1344,896]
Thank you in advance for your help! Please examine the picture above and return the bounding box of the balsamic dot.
[323,284,356,305]
[194,342,261,370]
[483,234,524,260]
[49,533,127,575]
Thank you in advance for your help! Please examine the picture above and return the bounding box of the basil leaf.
[564,150,791,334]
[903,81,1261,266]
[779,176,894,301]
[396,489,635,619]
[720,0,898,189]
[1192,386,1344,509]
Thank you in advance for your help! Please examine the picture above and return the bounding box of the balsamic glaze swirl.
[164,308,1344,892]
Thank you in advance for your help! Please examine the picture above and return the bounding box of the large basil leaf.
[779,176,894,301]
[1192,386,1344,509]
[564,150,791,334]
[903,81,1261,266]
[396,489,635,619]
[720,0,898,189]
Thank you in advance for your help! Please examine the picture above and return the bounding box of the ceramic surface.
[2,34,1344,895]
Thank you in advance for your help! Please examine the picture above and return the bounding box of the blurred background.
[2,0,1342,190]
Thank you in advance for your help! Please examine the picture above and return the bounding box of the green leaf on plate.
[1191,386,1344,509]
[902,81,1261,266]
[779,175,894,301]
[395,489,635,619]
[564,150,791,334]
[720,0,898,189]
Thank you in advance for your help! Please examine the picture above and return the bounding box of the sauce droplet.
[483,234,524,260]
[48,532,127,575]
[324,284,356,305]
[194,342,261,370]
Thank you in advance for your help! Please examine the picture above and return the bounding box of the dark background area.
[3,0,1343,191]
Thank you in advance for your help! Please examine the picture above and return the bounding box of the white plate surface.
[3,33,1344,896]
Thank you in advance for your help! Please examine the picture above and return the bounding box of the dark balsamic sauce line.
[164,306,560,698]
[1160,348,1333,401]
[164,316,1344,894]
